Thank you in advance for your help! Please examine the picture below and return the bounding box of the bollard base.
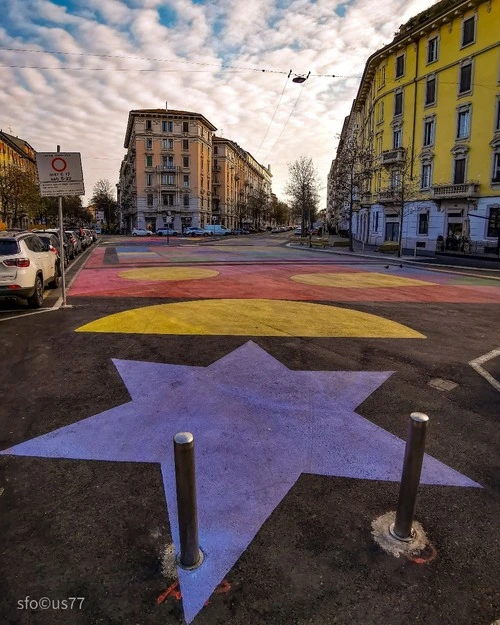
[176,548,204,571]
[389,522,415,543]
[372,511,429,558]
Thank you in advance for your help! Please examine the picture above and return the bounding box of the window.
[377,135,383,155]
[146,138,153,149]
[496,99,500,131]
[161,156,168,168]
[425,76,436,105]
[183,156,189,168]
[183,194,190,207]
[492,153,500,183]
[26,236,44,252]
[183,175,190,187]
[394,90,403,116]
[380,65,386,87]
[162,193,174,206]
[462,16,475,47]
[421,163,432,189]
[378,101,384,123]
[459,63,472,94]
[161,174,174,185]
[162,121,173,132]
[487,206,500,237]
[427,37,439,63]
[453,157,466,184]
[182,139,189,150]
[391,168,401,189]
[423,118,435,146]
[146,173,153,186]
[147,194,153,207]
[214,146,218,155]
[457,108,470,139]
[162,139,173,150]
[182,121,189,133]
[393,128,402,149]
[395,55,405,78]
[167,156,174,168]
[418,212,429,235]
[374,212,379,231]
[146,119,152,130]
[146,155,153,167]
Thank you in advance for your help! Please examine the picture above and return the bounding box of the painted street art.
[1,342,480,623]
[75,299,426,338]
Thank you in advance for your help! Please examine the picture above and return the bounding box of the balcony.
[157,165,179,172]
[380,148,406,165]
[376,190,399,204]
[431,182,480,200]
[360,192,372,206]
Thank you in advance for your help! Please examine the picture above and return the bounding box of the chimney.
[165,101,168,110]
[268,164,271,173]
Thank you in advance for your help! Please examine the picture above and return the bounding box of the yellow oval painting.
[118,267,219,281]
[290,272,436,288]
[76,299,425,338]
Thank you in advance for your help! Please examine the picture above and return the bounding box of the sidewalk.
[287,235,500,275]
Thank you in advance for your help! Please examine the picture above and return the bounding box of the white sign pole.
[57,145,67,307]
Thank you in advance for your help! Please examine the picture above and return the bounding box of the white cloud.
[0,0,437,207]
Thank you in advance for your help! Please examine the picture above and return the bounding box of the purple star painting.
[1,342,480,623]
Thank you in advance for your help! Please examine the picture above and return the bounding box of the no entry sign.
[36,152,85,197]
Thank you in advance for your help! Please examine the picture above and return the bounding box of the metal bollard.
[390,412,429,541]
[173,432,202,568]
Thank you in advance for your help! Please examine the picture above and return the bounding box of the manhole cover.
[428,378,458,392]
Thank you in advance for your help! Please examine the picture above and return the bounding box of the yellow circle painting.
[290,272,436,288]
[117,267,219,281]
[76,299,425,339]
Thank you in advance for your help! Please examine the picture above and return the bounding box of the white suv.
[0,232,59,308]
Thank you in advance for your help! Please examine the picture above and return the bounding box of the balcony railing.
[431,182,480,199]
[376,190,399,204]
[380,148,406,165]
[360,192,372,206]
[156,165,180,172]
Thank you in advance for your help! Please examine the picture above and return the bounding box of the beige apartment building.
[212,137,272,230]
[119,106,217,232]
[119,105,273,233]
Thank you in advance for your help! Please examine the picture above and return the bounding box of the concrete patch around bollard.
[372,511,430,558]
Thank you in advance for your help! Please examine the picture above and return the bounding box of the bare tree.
[378,145,423,257]
[285,156,321,235]
[91,179,117,229]
[331,130,374,251]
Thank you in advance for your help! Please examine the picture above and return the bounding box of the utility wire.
[262,81,307,162]
[0,46,343,78]
[255,71,292,157]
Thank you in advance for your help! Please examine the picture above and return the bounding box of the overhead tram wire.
[255,70,292,158]
[0,46,343,79]
[262,79,308,162]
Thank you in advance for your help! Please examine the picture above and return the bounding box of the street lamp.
[292,71,310,84]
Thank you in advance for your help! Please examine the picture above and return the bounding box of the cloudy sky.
[0,0,436,209]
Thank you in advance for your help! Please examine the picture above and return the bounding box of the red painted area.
[69,263,500,303]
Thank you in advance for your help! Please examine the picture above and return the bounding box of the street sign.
[36,152,85,197]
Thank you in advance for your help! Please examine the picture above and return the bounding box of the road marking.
[53,243,97,308]
[469,348,500,393]
[75,299,427,338]
[118,267,219,281]
[0,308,55,322]
[290,272,436,288]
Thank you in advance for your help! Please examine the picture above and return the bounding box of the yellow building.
[332,0,500,253]
[119,105,273,233]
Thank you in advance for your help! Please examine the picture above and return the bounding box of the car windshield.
[0,239,19,255]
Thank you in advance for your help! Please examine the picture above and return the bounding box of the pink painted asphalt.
[69,260,500,303]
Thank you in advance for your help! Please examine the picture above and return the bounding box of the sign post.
[36,149,85,307]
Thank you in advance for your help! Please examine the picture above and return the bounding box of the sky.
[0,0,437,209]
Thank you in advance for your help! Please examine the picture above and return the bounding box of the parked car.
[82,229,94,247]
[184,227,209,237]
[132,228,152,237]
[156,227,179,237]
[32,229,70,266]
[67,229,84,254]
[294,227,303,235]
[203,225,232,236]
[231,228,244,235]
[34,233,66,273]
[0,231,59,308]
[65,231,80,258]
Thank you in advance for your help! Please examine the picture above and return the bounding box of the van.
[203,225,231,236]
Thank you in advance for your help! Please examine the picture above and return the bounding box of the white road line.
[0,308,55,322]
[469,348,500,393]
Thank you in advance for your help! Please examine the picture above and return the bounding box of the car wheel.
[28,274,44,308]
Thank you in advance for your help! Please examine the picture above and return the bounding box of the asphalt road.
[0,233,499,625]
